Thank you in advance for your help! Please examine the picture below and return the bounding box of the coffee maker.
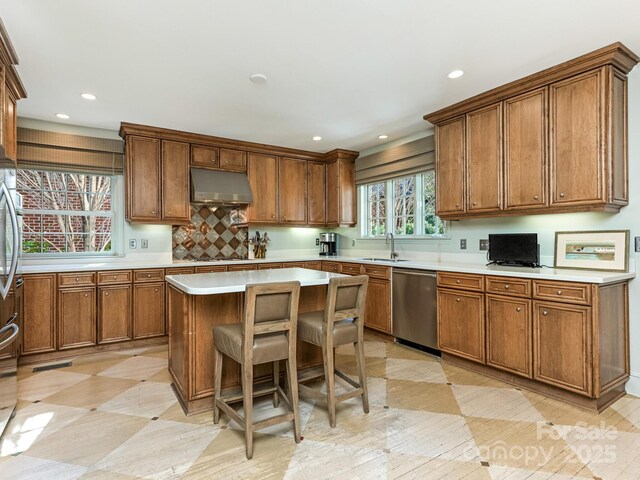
[319,232,337,256]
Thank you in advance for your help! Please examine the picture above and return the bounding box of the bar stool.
[297,275,369,427]
[212,281,301,459]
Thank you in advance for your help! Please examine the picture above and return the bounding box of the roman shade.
[355,135,435,185]
[17,127,124,175]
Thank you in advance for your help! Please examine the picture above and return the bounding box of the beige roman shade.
[355,135,435,185]
[17,127,124,175]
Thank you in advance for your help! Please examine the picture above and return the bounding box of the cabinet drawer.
[533,280,591,305]
[58,272,95,288]
[165,267,195,275]
[321,261,341,273]
[285,262,306,268]
[341,263,363,275]
[258,263,284,270]
[363,264,390,279]
[219,148,247,171]
[304,261,322,271]
[134,269,165,283]
[194,266,227,274]
[228,264,257,272]
[97,270,133,285]
[437,272,484,291]
[486,276,531,297]
[191,144,219,168]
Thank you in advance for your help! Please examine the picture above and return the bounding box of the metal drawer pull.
[147,274,151,278]
[75,278,80,282]
[154,288,159,293]
[105,292,109,296]
[113,275,117,279]
[542,310,548,316]
[534,195,539,200]
[84,294,88,298]
[556,290,562,295]
[559,193,565,198]
[516,307,521,312]
[456,298,461,302]
[504,285,510,289]
[455,280,461,284]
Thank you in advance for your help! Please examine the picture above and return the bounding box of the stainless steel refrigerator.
[0,147,22,439]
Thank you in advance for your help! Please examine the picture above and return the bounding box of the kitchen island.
[165,267,345,414]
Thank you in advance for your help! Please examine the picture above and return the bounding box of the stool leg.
[285,357,301,443]
[213,348,223,424]
[354,340,369,414]
[273,360,280,408]
[322,344,337,428]
[242,364,254,459]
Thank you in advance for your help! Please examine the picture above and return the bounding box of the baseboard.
[626,373,640,398]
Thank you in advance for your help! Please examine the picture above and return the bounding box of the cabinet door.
[3,86,17,161]
[504,88,548,210]
[58,287,96,350]
[307,161,326,225]
[533,301,592,396]
[162,140,191,223]
[133,283,166,339]
[325,160,339,224]
[98,285,132,344]
[550,68,604,206]
[22,274,57,354]
[437,289,485,363]
[466,103,502,213]
[325,158,356,227]
[219,148,247,172]
[364,277,391,334]
[435,117,465,216]
[191,144,219,168]
[278,157,307,224]
[127,136,161,221]
[486,295,532,378]
[247,153,278,223]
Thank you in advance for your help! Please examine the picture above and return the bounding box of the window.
[18,170,117,255]
[360,170,446,238]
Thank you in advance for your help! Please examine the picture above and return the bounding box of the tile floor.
[2,338,640,479]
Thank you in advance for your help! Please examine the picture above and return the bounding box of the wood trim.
[424,42,639,124]
[438,202,623,220]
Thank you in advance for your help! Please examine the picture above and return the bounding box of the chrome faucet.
[386,233,399,260]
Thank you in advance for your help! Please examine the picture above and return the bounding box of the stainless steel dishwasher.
[392,268,438,351]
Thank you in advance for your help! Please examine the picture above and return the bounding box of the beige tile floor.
[2,338,640,479]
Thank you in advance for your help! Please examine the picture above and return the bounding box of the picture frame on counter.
[553,230,630,272]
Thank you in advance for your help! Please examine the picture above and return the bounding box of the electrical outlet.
[352,239,356,247]
[129,239,137,249]
[460,239,467,250]
[635,236,640,252]
[315,238,320,246]
[479,239,489,251]
[141,239,149,249]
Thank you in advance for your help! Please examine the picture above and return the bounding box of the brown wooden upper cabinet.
[0,26,26,162]
[219,148,247,172]
[504,87,548,210]
[326,151,357,227]
[435,117,465,216]
[278,157,307,224]
[466,103,502,213]
[162,140,191,222]
[191,144,219,168]
[307,161,326,225]
[247,153,279,223]
[425,43,638,219]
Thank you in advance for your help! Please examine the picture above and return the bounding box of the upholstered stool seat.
[213,281,301,459]
[297,275,369,428]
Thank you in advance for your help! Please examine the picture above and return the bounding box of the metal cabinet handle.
[147,274,151,278]
[113,275,117,279]
[105,292,109,296]
[455,203,460,208]
[504,285,510,289]
[542,310,548,316]
[472,201,477,206]
[456,298,461,302]
[152,210,156,215]
[556,290,562,295]
[456,280,461,284]
[84,294,88,298]
[534,195,539,200]
[76,278,80,282]
[559,193,565,198]
[516,307,521,312]
[154,288,159,293]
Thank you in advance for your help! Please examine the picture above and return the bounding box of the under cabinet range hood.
[190,167,253,205]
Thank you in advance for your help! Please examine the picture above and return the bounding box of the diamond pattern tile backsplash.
[172,205,248,260]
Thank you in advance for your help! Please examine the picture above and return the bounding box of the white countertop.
[165,267,346,295]
[21,255,635,284]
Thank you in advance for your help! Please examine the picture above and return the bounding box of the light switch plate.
[141,239,149,249]
[635,236,640,252]
[315,238,320,246]
[129,239,137,249]
[460,239,467,250]
[479,239,489,251]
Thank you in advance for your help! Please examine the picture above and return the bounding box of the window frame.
[18,170,124,258]
[359,170,449,240]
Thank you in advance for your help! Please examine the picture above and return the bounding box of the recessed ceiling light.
[80,93,97,100]
[249,73,268,84]
[312,136,322,141]
[378,135,388,140]
[55,113,70,119]
[447,70,464,79]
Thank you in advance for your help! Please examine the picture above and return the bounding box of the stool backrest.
[324,275,368,326]
[244,281,301,339]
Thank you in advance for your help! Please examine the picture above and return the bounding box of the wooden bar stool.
[213,281,301,459]
[297,275,369,427]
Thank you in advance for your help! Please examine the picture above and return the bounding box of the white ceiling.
[2,0,640,153]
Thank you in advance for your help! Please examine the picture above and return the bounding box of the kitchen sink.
[358,257,410,263]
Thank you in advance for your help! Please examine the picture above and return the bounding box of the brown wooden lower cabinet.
[437,288,485,363]
[58,287,97,350]
[486,294,532,378]
[364,277,391,334]
[533,301,592,396]
[22,274,57,355]
[98,285,132,344]
[133,283,166,339]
